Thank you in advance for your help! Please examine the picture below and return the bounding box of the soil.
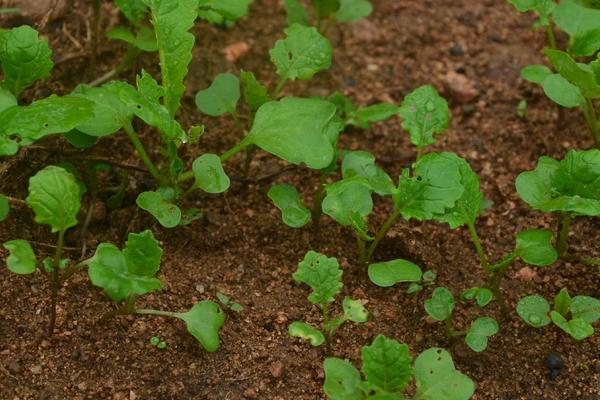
[1,0,600,399]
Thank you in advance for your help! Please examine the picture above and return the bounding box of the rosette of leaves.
[283,0,374,32]
[288,251,368,352]
[323,334,475,399]
[424,287,499,353]
[517,288,600,340]
[88,230,225,352]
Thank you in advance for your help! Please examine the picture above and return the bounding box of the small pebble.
[450,43,464,56]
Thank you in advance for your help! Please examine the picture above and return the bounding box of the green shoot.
[283,0,373,33]
[150,336,168,349]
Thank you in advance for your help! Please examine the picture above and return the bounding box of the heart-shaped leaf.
[465,317,499,352]
[3,239,36,274]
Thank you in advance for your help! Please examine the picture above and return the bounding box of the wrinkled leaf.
[342,297,368,323]
[122,230,163,276]
[293,250,342,306]
[398,85,449,149]
[361,335,412,394]
[240,70,271,111]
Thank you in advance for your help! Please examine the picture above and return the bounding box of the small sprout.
[517,99,527,118]
[216,292,243,313]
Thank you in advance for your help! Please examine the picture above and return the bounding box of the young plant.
[323,334,475,400]
[216,292,243,313]
[88,230,225,352]
[517,288,600,341]
[516,149,600,268]
[197,0,253,26]
[424,287,499,353]
[283,0,373,33]
[288,250,368,354]
[150,335,168,349]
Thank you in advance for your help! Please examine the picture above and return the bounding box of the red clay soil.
[1,0,599,399]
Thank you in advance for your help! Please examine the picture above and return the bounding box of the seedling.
[516,149,600,267]
[424,287,499,352]
[198,0,253,26]
[150,336,167,349]
[517,288,600,341]
[406,270,437,294]
[216,292,243,313]
[283,0,373,33]
[323,334,475,399]
[88,230,225,352]
[288,251,368,354]
[517,99,527,119]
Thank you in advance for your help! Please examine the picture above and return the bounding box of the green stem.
[466,221,489,268]
[364,209,402,266]
[272,78,288,98]
[445,318,466,338]
[230,111,245,139]
[135,309,180,319]
[61,259,92,282]
[416,146,424,162]
[584,99,600,148]
[220,137,252,163]
[556,212,572,259]
[357,234,367,267]
[123,121,166,186]
[546,20,557,50]
[322,303,332,356]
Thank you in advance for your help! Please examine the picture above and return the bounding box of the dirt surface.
[1,0,600,399]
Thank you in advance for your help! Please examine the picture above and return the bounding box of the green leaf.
[0,26,53,96]
[553,0,600,46]
[571,29,600,56]
[267,184,311,228]
[349,211,373,241]
[425,287,455,322]
[460,287,493,308]
[414,348,475,400]
[361,335,412,394]
[192,154,230,193]
[0,193,8,221]
[114,0,148,25]
[88,240,163,302]
[293,250,342,306]
[398,85,449,149]
[322,177,373,226]
[3,240,36,274]
[515,149,600,216]
[312,0,341,19]
[106,26,158,52]
[176,300,225,352]
[26,166,82,233]
[515,229,558,266]
[283,0,310,26]
[571,296,600,323]
[0,87,16,113]
[367,259,422,288]
[542,74,585,108]
[334,0,373,22]
[465,317,499,352]
[553,288,572,317]
[240,70,271,111]
[195,73,240,117]
[122,230,163,277]
[0,95,94,155]
[146,0,198,116]
[248,97,340,169]
[63,130,98,148]
[288,321,325,346]
[516,295,551,327]
[198,0,252,22]
[349,103,398,129]
[269,24,332,81]
[550,311,594,340]
[521,65,552,84]
[545,49,600,98]
[323,358,362,400]
[397,152,465,221]
[342,297,368,323]
[341,151,394,196]
[136,190,182,228]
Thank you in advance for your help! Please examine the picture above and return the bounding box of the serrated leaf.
[515,229,558,266]
[550,311,594,340]
[571,296,600,323]
[192,153,230,193]
[106,26,158,52]
[515,149,600,216]
[465,317,499,352]
[26,166,82,233]
[460,287,493,308]
[414,348,475,400]
[542,74,585,108]
[521,65,552,84]
[341,151,394,196]
[361,335,412,394]
[516,295,551,327]
[398,85,449,149]
[322,177,373,226]
[0,25,53,96]
[367,259,422,288]
[288,321,325,346]
[123,230,163,276]
[240,70,271,111]
[0,193,8,221]
[342,297,368,323]
[425,287,455,321]
[268,184,311,228]
[248,97,339,169]
[195,73,240,117]
[176,300,225,352]
[136,190,182,228]
[269,24,332,81]
[146,0,198,116]
[293,250,342,306]
[3,239,36,274]
[283,0,310,26]
[334,0,373,22]
[323,358,362,400]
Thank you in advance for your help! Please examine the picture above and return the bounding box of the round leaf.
[3,240,36,274]
[520,65,552,84]
[515,229,558,266]
[136,191,181,228]
[368,259,422,288]
[322,177,373,226]
[460,287,493,308]
[192,154,230,194]
[465,317,499,353]
[550,311,594,340]
[195,73,240,117]
[571,296,600,323]
[323,357,362,400]
[516,295,551,328]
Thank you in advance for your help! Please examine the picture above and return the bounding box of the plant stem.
[556,212,572,259]
[546,21,557,50]
[61,259,91,282]
[272,78,288,98]
[123,121,167,186]
[356,234,367,267]
[444,318,466,339]
[230,111,245,139]
[242,145,256,181]
[364,209,402,267]
[48,229,65,336]
[135,309,180,318]
[322,303,332,356]
[220,137,252,163]
[466,221,489,268]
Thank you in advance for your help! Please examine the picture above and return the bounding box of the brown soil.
[1,0,600,399]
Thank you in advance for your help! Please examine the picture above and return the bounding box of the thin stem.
[135,309,180,318]
[220,137,252,163]
[416,146,424,162]
[322,303,332,356]
[356,234,367,267]
[242,145,256,181]
[585,99,600,148]
[556,212,572,259]
[61,259,91,282]
[123,120,166,186]
[466,221,489,268]
[365,209,402,266]
[546,20,557,50]
[272,78,288,98]
[444,318,466,339]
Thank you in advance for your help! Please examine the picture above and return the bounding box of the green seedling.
[216,292,243,313]
[517,99,527,119]
[516,149,600,268]
[323,334,475,400]
[517,288,600,340]
[198,0,253,26]
[406,270,437,294]
[88,230,225,352]
[425,287,499,352]
[289,251,368,354]
[283,0,373,33]
[150,336,168,349]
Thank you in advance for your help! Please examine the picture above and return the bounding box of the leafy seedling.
[88,230,225,352]
[216,292,243,313]
[289,251,368,354]
[407,269,437,294]
[150,336,167,349]
[198,0,253,26]
[425,287,499,352]
[283,0,373,34]
[323,334,475,399]
[517,288,600,341]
